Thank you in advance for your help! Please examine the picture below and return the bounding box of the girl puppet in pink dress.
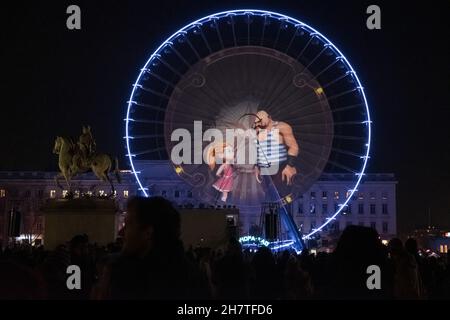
[207,143,235,202]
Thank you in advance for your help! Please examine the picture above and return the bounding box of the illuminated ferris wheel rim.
[124,9,372,240]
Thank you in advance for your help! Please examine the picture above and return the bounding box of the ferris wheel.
[124,9,371,245]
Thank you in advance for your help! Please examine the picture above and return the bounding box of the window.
[358,203,364,215]
[382,192,388,200]
[174,190,180,198]
[370,204,376,215]
[0,189,5,197]
[322,191,327,199]
[382,203,388,215]
[358,192,364,200]
[50,190,56,198]
[310,221,316,231]
[62,190,68,198]
[24,190,31,198]
[334,191,339,200]
[370,222,376,230]
[370,192,376,200]
[346,204,352,214]
[334,203,339,212]
[37,190,43,198]
[382,222,388,233]
[322,204,328,215]
[187,191,193,198]
[310,192,316,200]
[161,190,167,197]
[123,190,129,198]
[297,203,304,214]
[310,203,316,214]
[346,191,351,198]
[98,190,104,197]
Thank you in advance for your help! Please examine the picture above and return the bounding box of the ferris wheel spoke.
[326,160,359,174]
[278,87,360,120]
[311,58,339,80]
[259,14,269,46]
[287,103,365,122]
[211,18,225,49]
[228,15,237,47]
[167,45,192,69]
[142,69,176,89]
[272,20,284,48]
[127,101,166,112]
[295,35,314,61]
[127,134,164,140]
[198,27,212,54]
[184,37,202,60]
[268,73,353,118]
[129,147,166,157]
[127,119,164,125]
[155,56,184,78]
[331,147,365,158]
[285,25,302,53]
[134,84,170,100]
[298,46,328,75]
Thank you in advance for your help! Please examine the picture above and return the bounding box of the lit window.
[87,191,93,196]
[334,191,339,200]
[50,190,56,198]
[74,190,80,198]
[0,189,5,197]
[62,190,68,198]
[123,190,129,198]
[346,191,351,198]
[98,190,105,197]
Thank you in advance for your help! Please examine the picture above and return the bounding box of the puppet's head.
[206,142,234,170]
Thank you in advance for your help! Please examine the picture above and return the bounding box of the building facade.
[0,161,397,246]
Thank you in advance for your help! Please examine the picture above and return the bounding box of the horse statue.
[53,126,121,196]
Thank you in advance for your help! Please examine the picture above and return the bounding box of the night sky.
[1,1,449,234]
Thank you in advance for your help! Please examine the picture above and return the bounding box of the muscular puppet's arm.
[278,122,299,157]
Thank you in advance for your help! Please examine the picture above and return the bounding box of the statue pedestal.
[43,198,117,250]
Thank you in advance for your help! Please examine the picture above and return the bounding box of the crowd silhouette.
[0,196,449,300]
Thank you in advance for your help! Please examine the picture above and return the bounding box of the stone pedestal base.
[43,198,117,250]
